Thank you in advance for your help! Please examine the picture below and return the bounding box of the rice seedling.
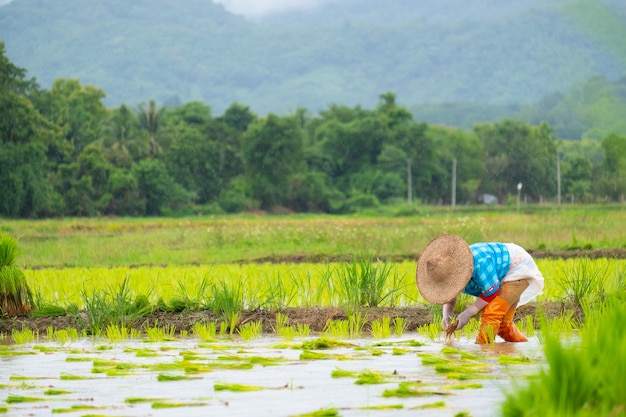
[347,312,365,338]
[59,373,95,380]
[80,276,153,333]
[157,374,202,381]
[416,321,440,341]
[357,404,404,410]
[0,406,8,413]
[125,397,166,404]
[43,389,71,395]
[167,277,209,312]
[354,370,394,385]
[105,324,135,342]
[393,316,406,336]
[206,277,245,320]
[408,401,446,410]
[290,407,339,417]
[31,303,68,318]
[0,233,33,316]
[51,404,109,413]
[299,337,354,350]
[12,328,37,344]
[332,257,403,310]
[191,322,217,341]
[370,316,392,339]
[237,320,263,341]
[144,321,176,342]
[151,401,208,408]
[214,381,265,392]
[5,394,46,403]
[323,319,349,338]
[501,297,626,417]
[555,257,610,311]
[300,350,354,361]
[46,327,79,344]
[382,382,448,398]
[497,355,534,365]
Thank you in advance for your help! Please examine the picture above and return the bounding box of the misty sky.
[0,0,336,18]
[212,0,336,18]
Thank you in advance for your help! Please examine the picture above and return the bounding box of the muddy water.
[0,334,545,417]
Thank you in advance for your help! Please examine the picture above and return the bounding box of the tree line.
[1,42,625,218]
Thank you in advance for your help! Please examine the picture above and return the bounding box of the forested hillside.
[2,41,626,220]
[1,0,625,126]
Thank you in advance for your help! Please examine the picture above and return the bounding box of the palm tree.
[0,233,32,316]
[137,100,163,158]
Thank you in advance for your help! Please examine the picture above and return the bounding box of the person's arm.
[455,298,489,329]
[441,298,456,329]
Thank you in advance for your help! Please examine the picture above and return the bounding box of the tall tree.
[475,120,557,203]
[241,114,304,210]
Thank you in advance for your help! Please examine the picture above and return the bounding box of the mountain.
[1,0,625,117]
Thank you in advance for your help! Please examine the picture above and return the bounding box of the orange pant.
[476,279,530,344]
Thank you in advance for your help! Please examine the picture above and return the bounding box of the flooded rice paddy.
[0,334,545,417]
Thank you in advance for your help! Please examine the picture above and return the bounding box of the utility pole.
[556,153,561,206]
[407,159,412,205]
[451,158,457,208]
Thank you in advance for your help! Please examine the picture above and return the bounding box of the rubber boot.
[497,306,527,342]
[475,296,509,344]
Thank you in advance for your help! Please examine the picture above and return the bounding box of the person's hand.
[441,302,455,330]
[455,304,480,330]
[441,314,452,330]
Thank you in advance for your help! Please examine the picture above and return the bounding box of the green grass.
[6,207,625,268]
[502,295,626,417]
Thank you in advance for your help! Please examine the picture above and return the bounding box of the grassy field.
[2,204,625,268]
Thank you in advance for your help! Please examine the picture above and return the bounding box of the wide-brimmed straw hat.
[416,234,473,304]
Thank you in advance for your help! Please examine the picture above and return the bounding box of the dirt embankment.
[0,301,580,337]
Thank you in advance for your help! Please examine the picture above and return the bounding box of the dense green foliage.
[1,43,626,218]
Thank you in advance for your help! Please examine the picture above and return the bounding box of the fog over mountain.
[1,0,625,118]
[212,0,339,19]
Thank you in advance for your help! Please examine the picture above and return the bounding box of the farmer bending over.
[416,234,544,343]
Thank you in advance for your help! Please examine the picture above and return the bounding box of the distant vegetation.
[1,0,626,138]
[1,42,626,218]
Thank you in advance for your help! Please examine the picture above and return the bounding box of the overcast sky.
[0,0,336,19]
[212,0,336,19]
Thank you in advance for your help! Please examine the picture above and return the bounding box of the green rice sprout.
[192,322,217,341]
[125,397,166,404]
[0,234,33,316]
[300,337,354,350]
[416,322,440,341]
[214,381,265,392]
[44,389,72,395]
[290,407,339,417]
[331,368,358,378]
[300,350,354,361]
[144,321,176,342]
[358,404,404,410]
[323,319,349,338]
[393,317,406,336]
[354,370,391,385]
[151,401,208,408]
[409,401,446,410]
[382,382,448,398]
[498,355,534,365]
[5,394,46,403]
[51,404,109,413]
[157,374,202,382]
[237,320,263,341]
[11,328,36,344]
[371,316,392,339]
[347,312,365,338]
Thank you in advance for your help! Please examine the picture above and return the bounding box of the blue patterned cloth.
[463,242,511,298]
